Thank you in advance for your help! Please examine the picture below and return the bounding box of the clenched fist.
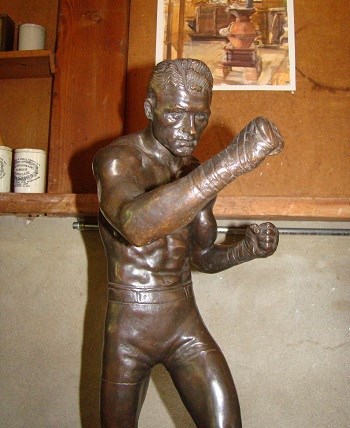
[243,222,279,258]
[227,116,284,176]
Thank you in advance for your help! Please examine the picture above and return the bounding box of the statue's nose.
[182,114,196,136]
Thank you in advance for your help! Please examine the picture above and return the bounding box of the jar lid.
[14,148,46,154]
[0,145,12,151]
[19,23,45,31]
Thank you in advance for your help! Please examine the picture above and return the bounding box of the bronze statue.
[93,58,283,427]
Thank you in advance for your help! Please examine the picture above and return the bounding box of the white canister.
[14,149,47,193]
[18,23,46,50]
[0,146,13,192]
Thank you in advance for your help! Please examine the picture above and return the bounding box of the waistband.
[107,282,194,304]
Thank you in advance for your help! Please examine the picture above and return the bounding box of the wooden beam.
[0,193,98,216]
[48,0,130,194]
[0,194,349,220]
[213,196,350,220]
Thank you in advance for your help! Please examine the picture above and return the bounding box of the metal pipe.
[217,227,350,236]
[73,221,98,231]
[72,221,350,236]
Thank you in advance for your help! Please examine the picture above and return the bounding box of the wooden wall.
[126,0,350,212]
[1,0,348,218]
[0,0,58,153]
[48,0,130,194]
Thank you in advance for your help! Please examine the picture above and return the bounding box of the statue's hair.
[146,58,213,102]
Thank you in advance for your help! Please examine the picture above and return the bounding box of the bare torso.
[96,129,199,289]
[99,217,193,288]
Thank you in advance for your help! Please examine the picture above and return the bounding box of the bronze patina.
[93,58,284,427]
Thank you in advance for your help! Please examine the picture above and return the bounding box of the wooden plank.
[0,194,349,220]
[125,0,157,135]
[0,193,98,215]
[0,50,54,78]
[48,0,130,194]
[213,196,350,220]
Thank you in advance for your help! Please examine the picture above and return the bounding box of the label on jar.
[0,158,7,179]
[14,157,41,187]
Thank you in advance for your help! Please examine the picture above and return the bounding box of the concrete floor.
[0,216,349,427]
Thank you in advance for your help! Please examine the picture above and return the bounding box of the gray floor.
[1,216,349,427]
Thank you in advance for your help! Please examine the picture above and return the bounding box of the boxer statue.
[93,58,283,427]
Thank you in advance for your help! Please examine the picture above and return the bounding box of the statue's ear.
[144,100,153,120]
[144,95,155,120]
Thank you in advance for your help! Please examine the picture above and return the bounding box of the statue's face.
[149,85,211,157]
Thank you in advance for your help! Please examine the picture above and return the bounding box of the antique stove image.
[219,0,262,82]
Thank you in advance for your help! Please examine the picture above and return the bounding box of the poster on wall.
[156,0,296,91]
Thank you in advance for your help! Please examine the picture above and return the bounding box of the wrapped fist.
[227,117,284,175]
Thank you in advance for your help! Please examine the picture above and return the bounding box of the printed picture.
[156,0,296,90]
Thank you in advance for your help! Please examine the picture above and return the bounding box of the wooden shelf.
[213,196,350,220]
[0,193,98,216]
[0,50,55,79]
[0,193,349,220]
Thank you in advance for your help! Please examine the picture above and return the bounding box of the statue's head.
[144,59,213,157]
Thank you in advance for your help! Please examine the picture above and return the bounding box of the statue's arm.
[94,117,283,247]
[93,146,146,238]
[191,199,279,273]
[93,148,207,246]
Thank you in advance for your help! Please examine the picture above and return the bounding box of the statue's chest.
[141,161,183,191]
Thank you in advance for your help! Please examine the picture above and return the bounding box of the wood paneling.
[48,0,130,194]
[0,1,58,160]
[1,0,349,219]
[0,78,52,152]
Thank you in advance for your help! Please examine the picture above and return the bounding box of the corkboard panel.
[126,0,350,202]
[0,0,59,50]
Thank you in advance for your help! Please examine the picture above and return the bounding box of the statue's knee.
[100,379,139,427]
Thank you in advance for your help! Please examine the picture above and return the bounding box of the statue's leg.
[164,301,242,428]
[100,376,150,427]
[100,299,152,428]
[167,349,241,428]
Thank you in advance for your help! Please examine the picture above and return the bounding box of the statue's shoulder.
[93,132,143,171]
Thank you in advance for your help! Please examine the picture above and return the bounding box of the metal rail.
[72,221,350,236]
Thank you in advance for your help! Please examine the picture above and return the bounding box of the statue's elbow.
[118,222,153,247]
[192,258,223,274]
